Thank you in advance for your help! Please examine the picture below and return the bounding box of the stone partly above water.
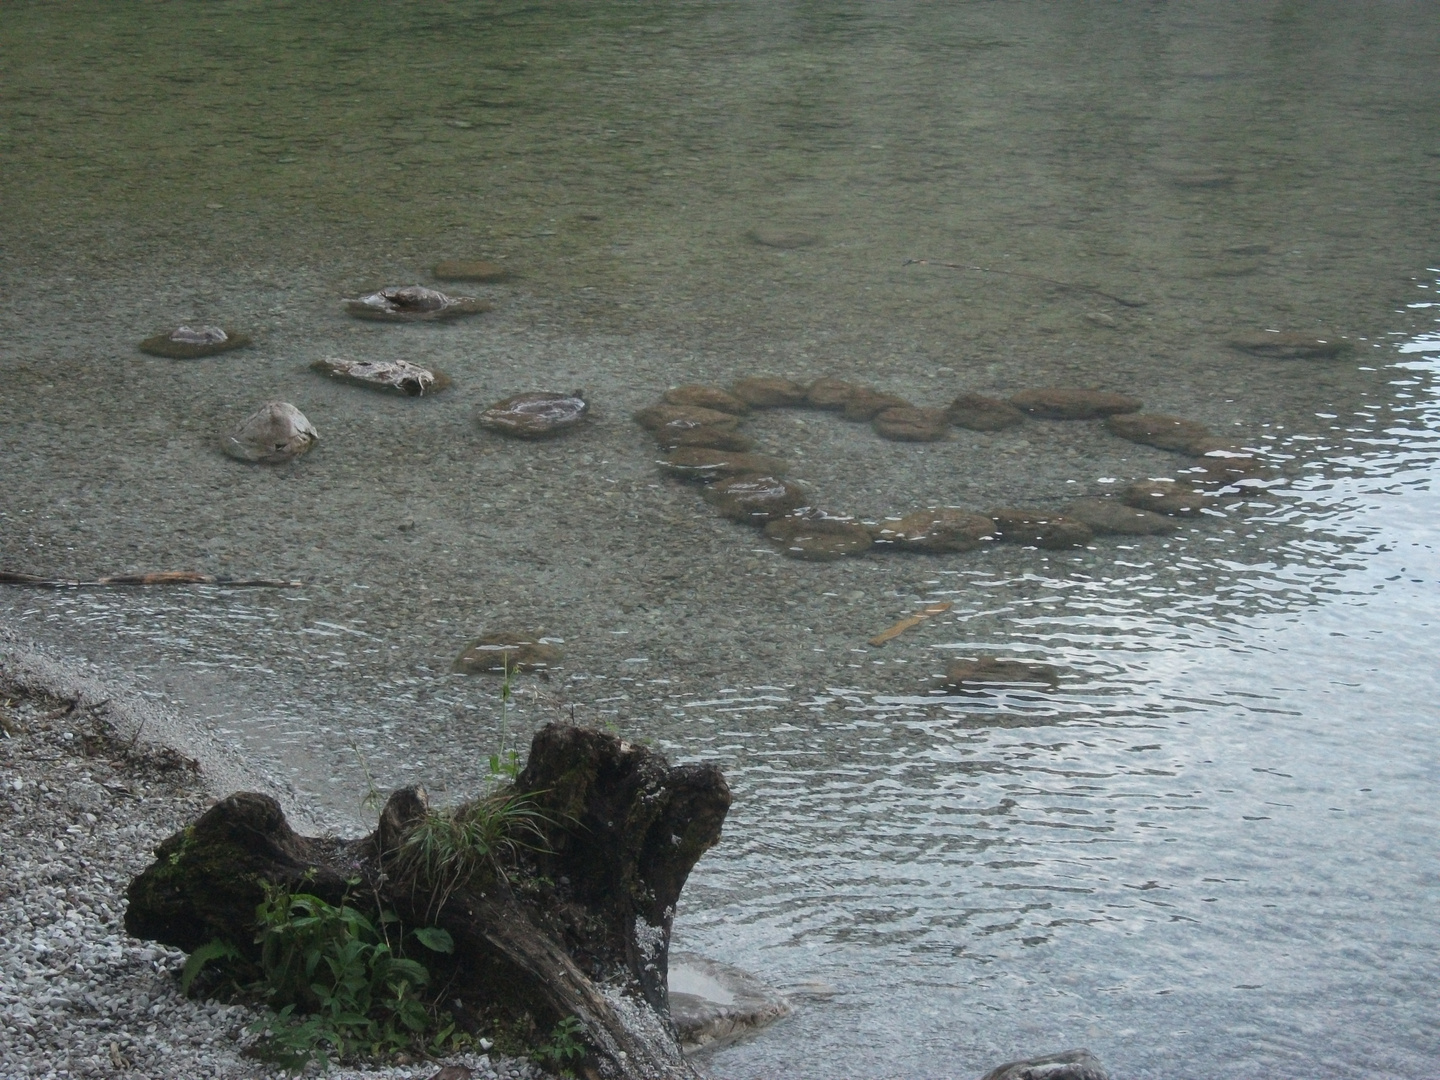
[139,325,251,359]
[732,376,809,408]
[432,258,509,282]
[702,474,808,524]
[764,510,874,561]
[946,392,1026,431]
[1227,330,1351,359]
[659,447,787,482]
[633,403,741,433]
[1062,498,1177,535]
[873,406,950,442]
[477,391,589,439]
[343,285,491,322]
[988,508,1093,549]
[667,952,791,1053]
[1010,388,1143,420]
[872,508,995,553]
[221,401,317,464]
[943,656,1060,691]
[1121,478,1212,515]
[978,1048,1110,1080]
[310,357,450,397]
[1104,411,1210,452]
[453,631,560,674]
[663,384,751,415]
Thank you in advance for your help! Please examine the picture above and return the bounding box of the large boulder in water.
[222,401,317,463]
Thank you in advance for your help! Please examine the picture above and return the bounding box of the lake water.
[2,2,1439,1077]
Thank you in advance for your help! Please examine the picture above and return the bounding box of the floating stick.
[868,601,953,647]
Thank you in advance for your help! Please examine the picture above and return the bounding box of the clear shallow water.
[2,3,1439,1077]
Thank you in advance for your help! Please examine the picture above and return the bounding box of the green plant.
[488,653,521,779]
[532,1015,587,1076]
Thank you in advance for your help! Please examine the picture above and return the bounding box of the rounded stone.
[702,474,808,525]
[872,508,995,553]
[139,326,251,359]
[310,357,450,397]
[988,508,1093,549]
[1120,479,1212,515]
[1062,498,1177,536]
[633,403,740,433]
[873,406,949,442]
[662,385,751,415]
[1182,444,1266,485]
[805,378,866,410]
[1009,388,1143,420]
[732,376,809,408]
[654,426,755,452]
[343,285,491,321]
[841,387,912,421]
[432,259,509,282]
[477,391,589,439]
[1227,331,1350,359]
[943,656,1059,691]
[453,631,560,674]
[222,401,318,464]
[659,447,787,482]
[1104,412,1211,452]
[946,392,1025,431]
[763,511,874,561]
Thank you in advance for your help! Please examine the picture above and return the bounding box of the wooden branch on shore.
[0,571,301,588]
[903,257,1148,308]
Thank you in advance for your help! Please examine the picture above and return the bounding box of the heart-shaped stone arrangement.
[635,376,1266,561]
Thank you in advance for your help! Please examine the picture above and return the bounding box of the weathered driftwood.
[124,724,731,1080]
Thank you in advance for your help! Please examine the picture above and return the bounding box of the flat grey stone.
[667,952,790,1052]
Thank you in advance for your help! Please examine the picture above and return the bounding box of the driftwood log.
[124,723,731,1079]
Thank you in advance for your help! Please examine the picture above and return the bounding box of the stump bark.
[124,724,731,1080]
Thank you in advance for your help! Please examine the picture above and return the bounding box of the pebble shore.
[0,673,541,1080]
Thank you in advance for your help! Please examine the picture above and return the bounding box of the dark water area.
[2,2,1439,1077]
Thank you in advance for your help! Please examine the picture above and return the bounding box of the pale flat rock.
[667,952,790,1053]
[222,401,317,464]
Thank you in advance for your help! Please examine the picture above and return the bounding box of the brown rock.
[1120,479,1212,515]
[633,403,740,433]
[1062,498,1177,536]
[805,378,865,410]
[946,392,1025,431]
[659,447,787,482]
[763,511,873,561]
[453,631,560,674]
[943,656,1059,691]
[139,326,251,359]
[872,406,949,442]
[1227,331,1350,359]
[1104,412,1211,452]
[432,259,509,283]
[988,508,1093,549]
[1010,388,1142,420]
[662,384,751,415]
[1182,443,1266,485]
[872,508,995,553]
[842,387,912,421]
[702,474,808,525]
[654,426,755,452]
[477,391,588,439]
[732,376,809,408]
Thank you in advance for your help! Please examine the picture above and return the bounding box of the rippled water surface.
[2,3,1439,1077]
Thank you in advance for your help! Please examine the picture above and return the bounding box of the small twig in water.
[869,602,953,647]
[903,258,1147,308]
[0,570,302,588]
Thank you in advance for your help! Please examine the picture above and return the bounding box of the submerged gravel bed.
[0,675,542,1080]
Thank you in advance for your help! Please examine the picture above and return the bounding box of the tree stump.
[124,724,731,1080]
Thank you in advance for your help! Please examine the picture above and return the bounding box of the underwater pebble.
[946,392,1025,431]
[842,387,912,421]
[1120,479,1212,515]
[453,631,561,674]
[138,325,251,359]
[763,510,873,561]
[988,508,1093,549]
[943,656,1060,691]
[633,403,741,433]
[702,474,808,525]
[433,259,509,282]
[732,376,810,408]
[343,284,491,321]
[654,425,755,451]
[1062,498,1177,536]
[1227,331,1350,359]
[222,401,317,464]
[1182,443,1266,485]
[1104,412,1211,452]
[477,391,589,439]
[805,377,866,410]
[871,508,995,553]
[659,447,787,482]
[1010,388,1142,420]
[663,384,751,415]
[311,357,450,397]
[872,406,949,442]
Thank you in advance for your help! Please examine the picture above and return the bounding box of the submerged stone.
[872,508,994,553]
[1182,443,1266,485]
[659,447,787,482]
[311,357,450,397]
[453,631,560,674]
[988,508,1093,549]
[343,285,491,321]
[654,426,755,452]
[662,384,751,415]
[873,406,949,442]
[1104,412,1211,452]
[139,325,251,359]
[702,474,807,525]
[946,392,1025,431]
[668,952,791,1053]
[1227,331,1350,359]
[477,391,588,439]
[764,510,874,561]
[841,387,912,421]
[1120,479,1212,516]
[222,401,318,464]
[805,377,865,410]
[732,376,809,408]
[1009,388,1142,420]
[633,403,740,433]
[979,1048,1110,1080]
[943,656,1060,691]
[747,228,818,249]
[432,259,509,282]
[1062,498,1177,535]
